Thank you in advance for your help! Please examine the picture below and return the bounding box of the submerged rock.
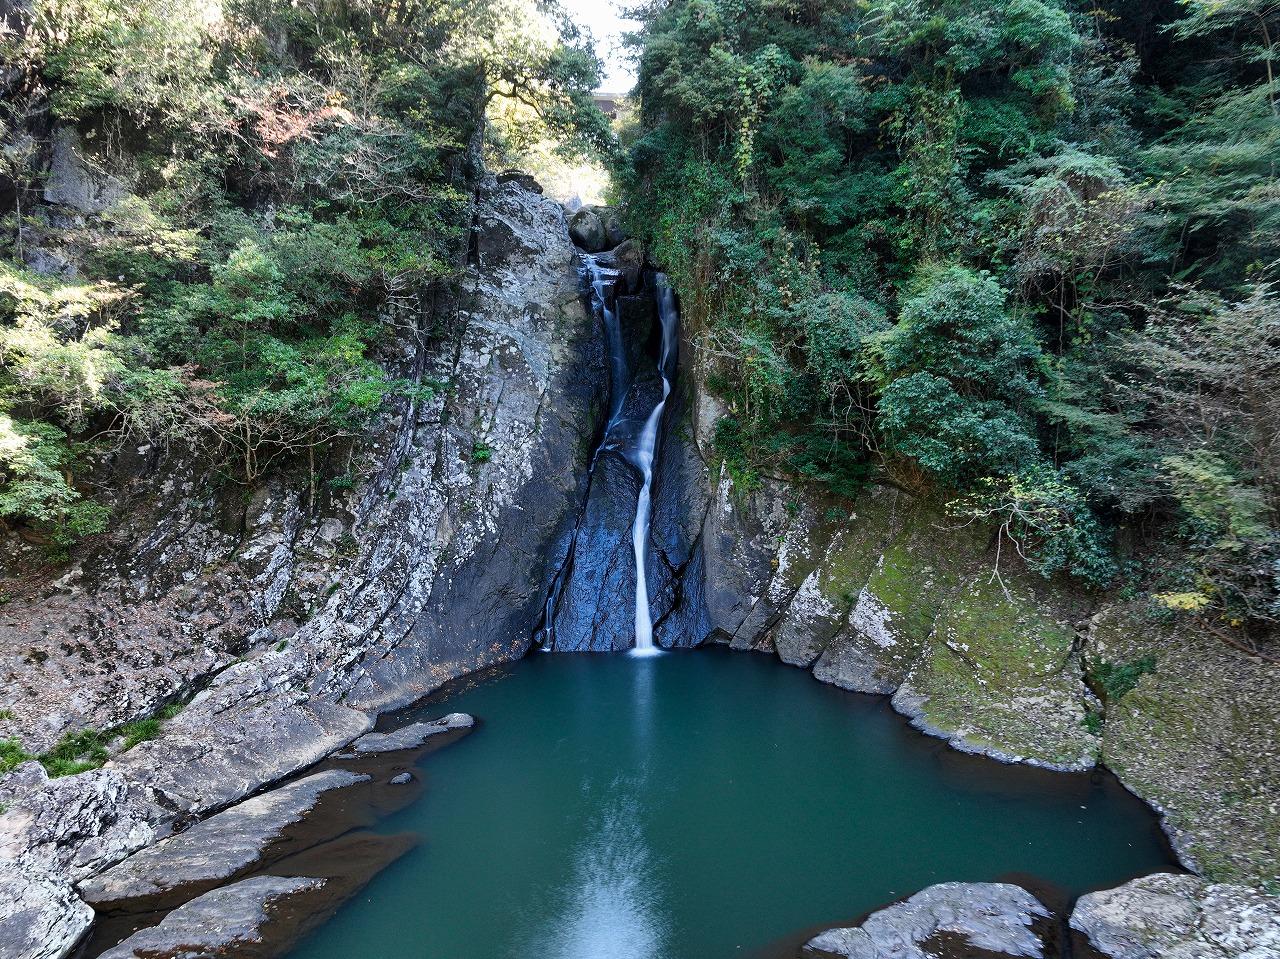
[346,713,475,754]
[79,769,369,911]
[1070,873,1280,959]
[0,862,94,959]
[97,875,328,959]
[806,882,1050,958]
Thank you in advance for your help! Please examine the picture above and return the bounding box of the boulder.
[496,170,543,194]
[806,882,1050,958]
[0,862,94,959]
[1070,873,1280,959]
[596,239,645,294]
[79,769,369,910]
[568,207,608,252]
[96,875,328,959]
[345,713,475,754]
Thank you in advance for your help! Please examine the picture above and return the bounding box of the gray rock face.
[0,862,94,959]
[347,713,474,754]
[806,882,1050,959]
[79,770,368,910]
[42,125,132,214]
[1,177,604,909]
[1070,873,1280,959]
[97,875,327,959]
[568,207,608,251]
[0,763,153,883]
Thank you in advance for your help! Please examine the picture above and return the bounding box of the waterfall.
[629,276,678,657]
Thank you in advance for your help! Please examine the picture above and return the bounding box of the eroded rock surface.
[1070,873,1280,959]
[0,177,604,917]
[806,882,1050,958]
[79,769,369,910]
[0,862,94,959]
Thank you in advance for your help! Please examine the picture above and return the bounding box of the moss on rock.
[895,573,1097,771]
[1090,605,1280,886]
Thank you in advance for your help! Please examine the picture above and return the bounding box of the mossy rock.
[895,574,1097,771]
[1090,604,1280,886]
[814,495,984,693]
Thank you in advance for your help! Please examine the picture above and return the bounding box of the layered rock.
[96,875,329,959]
[0,176,606,950]
[806,882,1050,958]
[79,769,369,911]
[0,862,94,959]
[345,713,474,755]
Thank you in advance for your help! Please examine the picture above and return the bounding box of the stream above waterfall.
[284,649,1175,959]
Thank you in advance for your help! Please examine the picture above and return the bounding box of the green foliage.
[622,0,1280,621]
[0,738,33,774]
[1089,655,1158,702]
[0,0,609,556]
[39,728,110,777]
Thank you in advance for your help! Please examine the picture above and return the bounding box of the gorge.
[2,2,1280,958]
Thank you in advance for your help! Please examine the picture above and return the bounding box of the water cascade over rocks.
[537,242,682,653]
[628,277,678,655]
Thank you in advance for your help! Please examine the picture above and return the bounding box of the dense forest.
[618,0,1279,649]
[2,0,1278,651]
[0,0,605,554]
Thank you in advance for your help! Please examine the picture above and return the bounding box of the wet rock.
[96,875,328,959]
[0,862,94,959]
[806,882,1050,958]
[347,714,474,754]
[568,207,607,251]
[596,239,645,294]
[1,176,603,892]
[1069,873,1280,959]
[79,770,369,911]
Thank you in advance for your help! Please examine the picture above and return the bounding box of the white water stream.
[630,276,678,656]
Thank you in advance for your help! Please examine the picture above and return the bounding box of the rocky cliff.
[0,175,606,955]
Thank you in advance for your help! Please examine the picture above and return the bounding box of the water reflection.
[519,787,668,959]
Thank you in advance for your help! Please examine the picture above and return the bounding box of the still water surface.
[287,649,1174,959]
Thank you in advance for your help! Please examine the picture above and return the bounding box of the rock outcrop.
[0,176,606,954]
[96,875,329,959]
[1070,873,1280,959]
[345,713,474,755]
[805,882,1050,958]
[646,358,1280,887]
[79,769,369,911]
[0,862,94,959]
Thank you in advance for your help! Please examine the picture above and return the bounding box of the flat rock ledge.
[343,713,475,755]
[97,875,327,959]
[0,862,94,959]
[79,769,368,910]
[1069,873,1280,959]
[806,882,1050,958]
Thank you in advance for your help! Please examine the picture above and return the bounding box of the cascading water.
[628,276,678,656]
[536,254,679,655]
